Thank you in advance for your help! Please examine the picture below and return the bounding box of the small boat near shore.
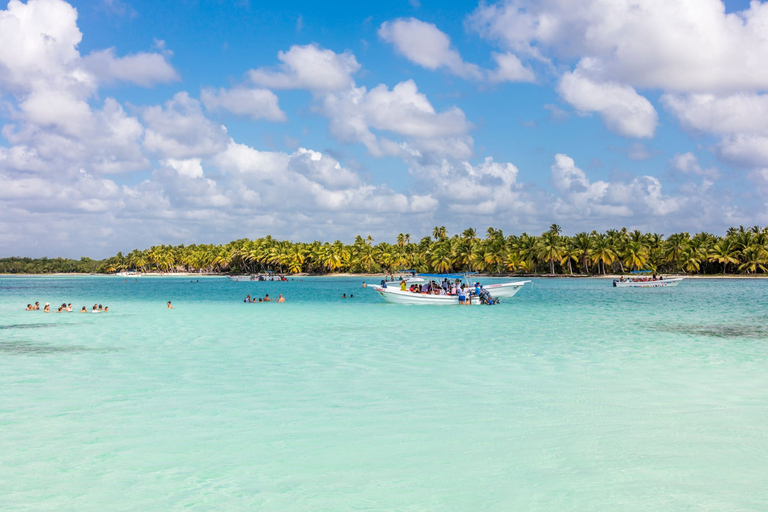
[372,273,530,305]
[613,271,684,288]
[227,273,287,282]
[115,271,141,277]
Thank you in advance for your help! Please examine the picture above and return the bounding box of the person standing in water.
[277,294,285,303]
[167,301,173,309]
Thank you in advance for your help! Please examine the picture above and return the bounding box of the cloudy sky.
[1,0,767,257]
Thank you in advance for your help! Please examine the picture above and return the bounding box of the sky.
[1,0,768,258]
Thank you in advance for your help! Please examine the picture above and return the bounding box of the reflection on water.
[651,323,768,339]
[0,323,61,330]
[0,340,114,355]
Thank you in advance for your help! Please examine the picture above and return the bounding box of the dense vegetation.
[5,225,768,275]
[0,257,104,274]
[93,224,768,276]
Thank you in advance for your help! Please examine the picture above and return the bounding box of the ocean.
[1,275,767,511]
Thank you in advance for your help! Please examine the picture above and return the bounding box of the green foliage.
[0,256,104,274]
[5,224,768,275]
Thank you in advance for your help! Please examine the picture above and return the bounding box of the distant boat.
[372,272,530,305]
[116,271,141,277]
[613,271,684,287]
[227,273,286,282]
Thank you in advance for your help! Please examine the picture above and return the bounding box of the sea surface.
[1,275,767,511]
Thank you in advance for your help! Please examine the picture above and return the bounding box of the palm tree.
[708,239,740,275]
[536,231,563,274]
[590,235,616,275]
[738,245,767,274]
[621,241,649,271]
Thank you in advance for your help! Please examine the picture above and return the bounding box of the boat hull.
[372,280,530,304]
[477,281,531,297]
[373,287,480,304]
[613,277,684,288]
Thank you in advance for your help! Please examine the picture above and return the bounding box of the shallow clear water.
[1,276,767,511]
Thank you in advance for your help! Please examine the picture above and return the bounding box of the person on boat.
[277,294,285,303]
[167,301,173,309]
[400,280,407,291]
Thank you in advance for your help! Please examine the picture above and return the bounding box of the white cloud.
[319,79,472,158]
[143,92,230,159]
[662,93,768,136]
[550,153,680,220]
[662,93,768,167]
[379,18,483,80]
[201,86,286,122]
[558,68,658,138]
[488,52,535,83]
[716,135,768,169]
[248,43,360,92]
[670,152,720,179]
[82,48,179,87]
[468,0,768,94]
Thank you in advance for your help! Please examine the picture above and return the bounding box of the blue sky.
[1,0,767,257]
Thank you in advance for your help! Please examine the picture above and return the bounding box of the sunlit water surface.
[1,276,767,511]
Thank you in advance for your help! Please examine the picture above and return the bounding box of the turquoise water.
[1,276,767,511]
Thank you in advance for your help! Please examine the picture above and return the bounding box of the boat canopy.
[418,272,478,279]
[630,270,653,274]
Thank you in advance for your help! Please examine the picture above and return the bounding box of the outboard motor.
[478,289,499,305]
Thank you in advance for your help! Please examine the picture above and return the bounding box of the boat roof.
[630,270,652,274]
[418,272,478,278]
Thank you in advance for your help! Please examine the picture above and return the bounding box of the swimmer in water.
[167,301,173,309]
[277,294,285,303]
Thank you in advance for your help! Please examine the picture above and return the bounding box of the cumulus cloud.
[550,153,680,220]
[487,52,535,83]
[248,43,360,92]
[379,18,536,83]
[379,18,483,79]
[558,68,658,138]
[662,92,768,167]
[201,86,286,122]
[318,80,472,158]
[670,152,720,179]
[467,0,768,167]
[468,0,768,94]
[142,92,230,159]
[82,48,179,87]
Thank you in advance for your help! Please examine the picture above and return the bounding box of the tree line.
[4,225,768,275]
[95,224,768,275]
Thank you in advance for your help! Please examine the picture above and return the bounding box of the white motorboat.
[613,276,684,287]
[115,271,141,277]
[227,273,287,282]
[372,273,530,305]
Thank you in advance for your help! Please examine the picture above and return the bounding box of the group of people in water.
[26,302,109,313]
[243,294,285,303]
